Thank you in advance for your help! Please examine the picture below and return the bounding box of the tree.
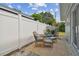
[46,19,56,25]
[31,12,56,25]
[31,13,42,22]
[58,22,65,32]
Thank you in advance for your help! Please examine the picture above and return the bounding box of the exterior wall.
[60,3,73,46]
[0,7,48,55]
[65,15,71,43]
[60,3,73,21]
[60,3,79,55]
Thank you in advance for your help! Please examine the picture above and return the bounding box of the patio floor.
[9,37,74,56]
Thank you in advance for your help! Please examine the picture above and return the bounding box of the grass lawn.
[58,32,65,37]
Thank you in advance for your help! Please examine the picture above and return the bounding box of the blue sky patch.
[0,3,60,22]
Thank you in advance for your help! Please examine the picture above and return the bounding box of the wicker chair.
[43,33,57,47]
[33,31,44,47]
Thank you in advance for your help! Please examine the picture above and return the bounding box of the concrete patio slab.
[9,38,74,56]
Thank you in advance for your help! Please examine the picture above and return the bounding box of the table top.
[39,34,57,38]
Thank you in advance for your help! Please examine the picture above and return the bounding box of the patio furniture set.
[33,31,58,47]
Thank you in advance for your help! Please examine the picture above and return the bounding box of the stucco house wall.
[60,3,79,55]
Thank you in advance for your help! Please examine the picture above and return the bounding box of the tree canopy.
[58,22,65,32]
[31,12,56,25]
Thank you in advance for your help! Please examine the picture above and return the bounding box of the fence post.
[18,13,21,50]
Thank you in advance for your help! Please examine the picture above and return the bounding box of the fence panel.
[0,8,49,55]
[0,9,18,55]
[19,17,37,48]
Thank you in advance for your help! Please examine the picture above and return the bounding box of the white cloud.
[55,8,59,12]
[50,9,54,15]
[8,4,13,8]
[28,3,47,8]
[5,3,13,8]
[32,7,38,10]
[22,11,30,15]
[28,3,47,12]
[17,5,21,10]
[55,3,59,6]
[37,9,47,13]
[35,3,47,7]
[42,10,46,13]
[50,9,53,12]
[37,10,42,13]
[24,11,28,14]
[28,3,33,7]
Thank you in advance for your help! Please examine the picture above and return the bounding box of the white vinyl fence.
[0,7,48,55]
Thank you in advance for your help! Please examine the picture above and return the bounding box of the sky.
[1,3,60,22]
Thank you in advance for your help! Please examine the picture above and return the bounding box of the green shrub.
[58,22,65,32]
